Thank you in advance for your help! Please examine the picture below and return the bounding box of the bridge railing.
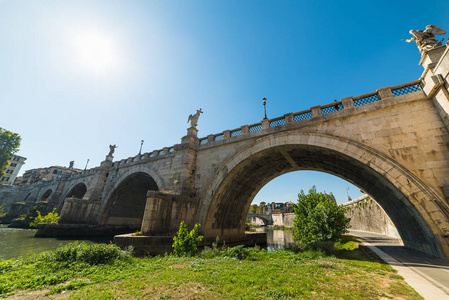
[197,80,422,146]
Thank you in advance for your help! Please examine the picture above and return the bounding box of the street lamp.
[139,140,144,155]
[84,159,90,171]
[263,98,267,119]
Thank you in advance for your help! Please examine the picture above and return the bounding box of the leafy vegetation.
[30,209,59,227]
[0,205,5,218]
[0,127,21,178]
[172,221,203,257]
[293,186,350,246]
[0,237,421,299]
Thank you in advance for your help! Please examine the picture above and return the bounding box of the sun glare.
[74,30,118,76]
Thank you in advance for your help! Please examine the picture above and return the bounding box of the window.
[10,163,17,167]
[53,170,58,174]
[13,157,20,161]
[58,171,62,175]
[6,170,13,174]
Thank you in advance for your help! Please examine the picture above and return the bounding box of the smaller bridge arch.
[247,213,272,226]
[99,171,159,227]
[38,189,52,203]
[65,183,87,199]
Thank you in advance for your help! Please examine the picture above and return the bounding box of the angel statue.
[403,25,447,53]
[108,144,118,156]
[187,108,203,128]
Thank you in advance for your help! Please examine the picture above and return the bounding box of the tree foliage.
[293,186,350,246]
[0,128,21,178]
[172,221,203,257]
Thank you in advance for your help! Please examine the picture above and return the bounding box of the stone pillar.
[377,87,393,99]
[241,125,249,134]
[311,105,322,117]
[341,97,354,109]
[261,119,269,129]
[141,191,198,235]
[284,113,294,123]
[223,130,231,139]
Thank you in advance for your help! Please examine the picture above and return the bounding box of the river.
[0,225,293,260]
[0,225,112,260]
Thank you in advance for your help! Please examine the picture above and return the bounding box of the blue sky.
[1,0,448,204]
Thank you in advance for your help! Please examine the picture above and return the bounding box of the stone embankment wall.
[343,195,400,238]
[272,213,295,227]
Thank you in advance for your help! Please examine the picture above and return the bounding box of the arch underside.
[102,172,158,227]
[66,183,87,199]
[204,144,444,258]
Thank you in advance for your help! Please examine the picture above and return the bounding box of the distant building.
[0,154,27,185]
[14,163,82,187]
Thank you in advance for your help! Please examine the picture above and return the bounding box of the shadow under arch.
[199,131,447,258]
[39,189,52,202]
[65,183,87,199]
[99,172,158,228]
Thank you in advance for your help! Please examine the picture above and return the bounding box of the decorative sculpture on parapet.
[404,25,447,53]
[69,161,74,169]
[187,108,203,128]
[107,144,117,160]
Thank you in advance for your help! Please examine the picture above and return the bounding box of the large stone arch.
[199,131,449,258]
[99,171,159,227]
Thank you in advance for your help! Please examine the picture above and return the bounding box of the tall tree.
[0,128,21,178]
[293,186,350,246]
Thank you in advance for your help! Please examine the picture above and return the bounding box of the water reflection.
[0,225,293,260]
[0,225,111,260]
[253,227,293,251]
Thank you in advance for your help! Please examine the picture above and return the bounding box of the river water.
[0,225,112,260]
[0,225,293,260]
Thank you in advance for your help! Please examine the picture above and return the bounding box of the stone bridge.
[3,46,449,258]
[247,213,272,226]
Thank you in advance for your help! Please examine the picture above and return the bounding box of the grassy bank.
[0,237,422,299]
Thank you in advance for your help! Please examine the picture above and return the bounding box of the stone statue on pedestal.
[404,25,447,53]
[187,108,203,128]
[108,144,117,156]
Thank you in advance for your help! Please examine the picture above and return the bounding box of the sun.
[74,30,118,76]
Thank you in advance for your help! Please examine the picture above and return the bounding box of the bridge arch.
[99,171,159,227]
[199,131,448,258]
[65,183,87,199]
[38,189,53,203]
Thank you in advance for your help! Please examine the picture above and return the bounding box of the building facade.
[0,155,26,185]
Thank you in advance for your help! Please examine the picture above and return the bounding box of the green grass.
[0,238,423,299]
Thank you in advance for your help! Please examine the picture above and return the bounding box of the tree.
[293,186,350,246]
[0,128,21,178]
[249,204,258,213]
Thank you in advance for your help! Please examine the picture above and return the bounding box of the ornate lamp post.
[139,140,144,155]
[263,98,267,120]
[84,159,89,171]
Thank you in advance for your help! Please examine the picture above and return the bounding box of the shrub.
[172,221,203,257]
[30,209,59,227]
[48,242,132,265]
[293,186,350,246]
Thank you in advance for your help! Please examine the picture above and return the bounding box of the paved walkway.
[350,230,449,299]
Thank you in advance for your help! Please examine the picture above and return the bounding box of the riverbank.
[0,236,422,299]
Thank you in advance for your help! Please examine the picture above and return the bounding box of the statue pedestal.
[420,45,447,69]
[186,127,198,137]
[181,127,198,144]
[105,155,113,162]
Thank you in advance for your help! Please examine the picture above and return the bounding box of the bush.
[172,222,203,257]
[47,242,132,265]
[293,186,350,246]
[30,209,59,227]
